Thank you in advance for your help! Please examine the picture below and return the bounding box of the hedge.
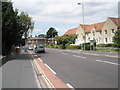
[66,45,81,49]
[96,43,117,47]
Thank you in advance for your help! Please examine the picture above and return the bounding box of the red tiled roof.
[109,17,120,27]
[65,17,119,34]
[80,21,105,32]
[64,28,77,35]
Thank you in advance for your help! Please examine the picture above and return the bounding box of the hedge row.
[66,45,81,49]
[96,43,117,47]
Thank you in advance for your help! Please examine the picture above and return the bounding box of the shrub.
[45,45,60,48]
[45,45,52,48]
[66,45,81,49]
[82,43,90,50]
[97,43,116,47]
[52,45,60,48]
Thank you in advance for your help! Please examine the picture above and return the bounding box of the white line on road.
[73,55,87,59]
[96,59,119,65]
[62,53,69,55]
[44,64,56,75]
[66,83,74,89]
[38,58,43,62]
[35,55,38,57]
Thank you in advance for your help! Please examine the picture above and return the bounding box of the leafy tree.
[2,1,34,55]
[2,2,19,55]
[19,12,34,42]
[46,27,58,38]
[55,35,76,48]
[113,28,120,48]
[38,34,46,38]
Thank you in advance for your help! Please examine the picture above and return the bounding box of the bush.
[45,45,52,48]
[66,45,81,49]
[82,43,90,50]
[97,43,116,47]
[45,45,60,48]
[52,45,60,48]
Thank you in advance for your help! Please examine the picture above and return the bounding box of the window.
[105,38,108,43]
[93,31,95,36]
[105,30,107,34]
[99,31,102,35]
[99,37,101,43]
[111,29,115,33]
[77,34,79,38]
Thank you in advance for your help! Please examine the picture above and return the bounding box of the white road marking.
[38,58,43,62]
[73,55,87,59]
[35,55,38,57]
[66,83,74,89]
[62,53,69,55]
[44,64,56,75]
[96,59,119,65]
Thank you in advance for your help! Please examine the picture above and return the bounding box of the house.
[64,28,77,35]
[27,37,47,47]
[74,17,120,45]
[101,17,120,44]
[27,37,57,47]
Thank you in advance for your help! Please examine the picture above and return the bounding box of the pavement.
[1,48,48,89]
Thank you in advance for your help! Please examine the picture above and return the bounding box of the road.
[36,48,118,88]
[2,50,39,88]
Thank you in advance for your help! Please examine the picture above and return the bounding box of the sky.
[11,0,119,36]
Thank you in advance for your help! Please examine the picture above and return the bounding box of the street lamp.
[78,3,86,50]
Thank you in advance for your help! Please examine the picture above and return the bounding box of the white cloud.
[12,0,119,36]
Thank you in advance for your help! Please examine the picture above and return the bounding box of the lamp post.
[78,3,86,50]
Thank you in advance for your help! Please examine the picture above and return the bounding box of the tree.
[2,2,20,55]
[113,28,120,48]
[2,1,34,55]
[46,27,58,38]
[38,34,46,38]
[55,35,76,48]
[19,12,34,42]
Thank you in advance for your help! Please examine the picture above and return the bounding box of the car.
[35,45,45,53]
[28,45,34,50]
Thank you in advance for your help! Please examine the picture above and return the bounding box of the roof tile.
[64,28,77,35]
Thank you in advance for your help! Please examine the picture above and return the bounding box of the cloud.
[12,0,119,36]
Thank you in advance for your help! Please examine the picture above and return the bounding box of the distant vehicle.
[35,45,45,53]
[28,45,34,50]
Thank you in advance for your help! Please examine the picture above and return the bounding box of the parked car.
[35,45,45,53]
[28,45,34,50]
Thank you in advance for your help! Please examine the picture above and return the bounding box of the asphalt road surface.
[36,48,118,88]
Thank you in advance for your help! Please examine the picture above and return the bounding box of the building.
[27,37,56,47]
[64,28,77,35]
[74,17,120,45]
[27,37,47,47]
